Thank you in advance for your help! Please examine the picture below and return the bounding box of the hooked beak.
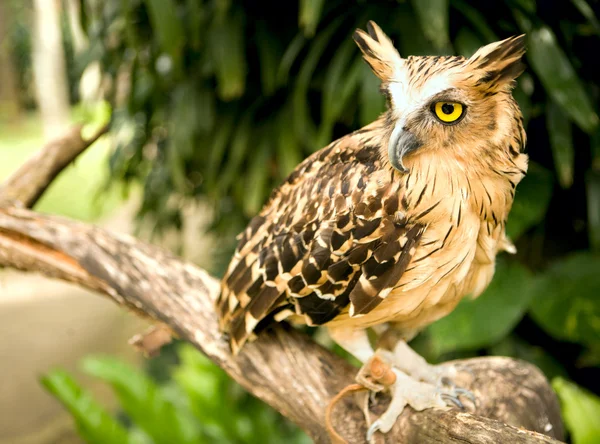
[388,125,422,173]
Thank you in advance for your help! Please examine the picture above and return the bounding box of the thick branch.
[0,123,108,208]
[0,208,565,443]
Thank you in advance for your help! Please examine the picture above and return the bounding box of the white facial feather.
[387,71,456,121]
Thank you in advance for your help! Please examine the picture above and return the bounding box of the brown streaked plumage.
[217,21,528,362]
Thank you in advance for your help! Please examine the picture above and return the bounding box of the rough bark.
[0,124,108,209]
[0,128,565,444]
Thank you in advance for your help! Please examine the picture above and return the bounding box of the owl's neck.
[401,148,527,228]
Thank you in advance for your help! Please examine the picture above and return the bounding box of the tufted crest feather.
[353,21,403,82]
[467,35,526,91]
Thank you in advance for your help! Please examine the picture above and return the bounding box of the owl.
[217,21,527,438]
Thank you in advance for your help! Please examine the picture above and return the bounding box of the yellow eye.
[433,102,464,124]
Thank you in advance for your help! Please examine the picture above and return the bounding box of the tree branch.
[0,123,108,208]
[0,128,565,443]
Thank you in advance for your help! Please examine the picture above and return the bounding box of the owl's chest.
[359,182,512,330]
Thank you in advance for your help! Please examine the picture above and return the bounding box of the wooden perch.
[0,126,565,443]
[0,123,108,208]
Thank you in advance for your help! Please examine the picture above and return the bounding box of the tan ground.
[0,198,214,444]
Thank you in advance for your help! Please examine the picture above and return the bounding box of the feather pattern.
[217,21,529,355]
[218,121,425,353]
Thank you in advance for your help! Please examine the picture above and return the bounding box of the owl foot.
[382,341,476,400]
[365,370,473,440]
[356,348,476,441]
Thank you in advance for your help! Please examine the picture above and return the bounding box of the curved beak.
[388,125,422,173]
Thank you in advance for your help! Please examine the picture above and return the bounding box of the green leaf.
[173,346,238,442]
[185,0,205,50]
[168,83,214,192]
[205,115,235,191]
[410,0,450,50]
[319,37,356,144]
[571,0,600,34]
[359,63,385,126]
[529,252,600,347]
[173,343,296,443]
[41,370,130,444]
[587,170,600,252]
[144,0,185,70]
[324,55,363,145]
[293,17,344,147]
[552,377,600,444]
[212,0,231,18]
[277,33,307,86]
[453,28,483,58]
[452,0,497,42]
[395,7,436,56]
[592,128,600,162]
[208,11,247,100]
[216,112,252,196]
[427,260,533,355]
[339,57,363,103]
[244,136,271,216]
[82,356,202,444]
[587,131,600,252]
[516,20,599,133]
[129,68,155,111]
[547,100,574,188]
[277,106,303,179]
[506,162,554,240]
[256,23,280,96]
[174,345,225,410]
[299,0,324,37]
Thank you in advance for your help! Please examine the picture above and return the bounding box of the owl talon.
[453,387,477,405]
[360,351,479,440]
[366,419,382,442]
[437,376,476,407]
[441,392,465,409]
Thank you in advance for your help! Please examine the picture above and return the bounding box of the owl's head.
[354,21,526,173]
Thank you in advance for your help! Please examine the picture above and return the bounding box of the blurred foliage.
[41,0,600,442]
[553,378,600,444]
[43,344,310,443]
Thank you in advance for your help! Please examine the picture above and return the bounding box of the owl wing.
[217,134,424,353]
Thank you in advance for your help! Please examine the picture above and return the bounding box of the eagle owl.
[218,21,527,437]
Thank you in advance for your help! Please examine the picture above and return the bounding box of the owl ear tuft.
[353,21,403,82]
[468,35,526,90]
